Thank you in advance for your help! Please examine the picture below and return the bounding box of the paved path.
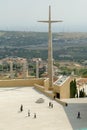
[62,98,87,130]
[0,87,72,130]
[0,87,87,130]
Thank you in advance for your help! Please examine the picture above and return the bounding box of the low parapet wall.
[0,79,68,106]
[0,78,44,87]
[34,84,54,99]
[34,84,67,106]
[55,98,68,106]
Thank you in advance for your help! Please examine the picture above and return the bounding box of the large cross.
[38,6,62,88]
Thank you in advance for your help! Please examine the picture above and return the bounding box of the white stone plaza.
[0,87,87,130]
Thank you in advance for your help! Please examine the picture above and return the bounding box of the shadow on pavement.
[63,103,87,130]
[0,87,24,92]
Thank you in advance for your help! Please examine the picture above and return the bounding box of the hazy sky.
[0,0,87,32]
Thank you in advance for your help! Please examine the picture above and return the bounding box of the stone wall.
[53,76,74,99]
[60,76,74,99]
[55,98,68,106]
[0,78,44,87]
[34,84,54,99]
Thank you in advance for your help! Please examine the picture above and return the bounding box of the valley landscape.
[0,31,87,62]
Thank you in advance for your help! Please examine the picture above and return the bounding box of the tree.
[79,89,86,97]
[70,79,77,98]
[0,64,3,71]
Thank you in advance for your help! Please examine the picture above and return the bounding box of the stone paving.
[62,98,87,130]
[0,87,72,130]
[0,87,87,130]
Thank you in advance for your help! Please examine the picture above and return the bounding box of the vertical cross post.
[38,6,62,88]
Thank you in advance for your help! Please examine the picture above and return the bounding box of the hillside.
[0,31,87,61]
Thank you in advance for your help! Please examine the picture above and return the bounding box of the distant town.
[0,31,87,98]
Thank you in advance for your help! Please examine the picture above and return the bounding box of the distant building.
[0,57,28,79]
[32,58,42,62]
[53,75,73,99]
[77,78,87,97]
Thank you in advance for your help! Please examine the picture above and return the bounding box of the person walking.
[34,113,36,118]
[77,112,81,119]
[49,102,51,108]
[28,110,30,117]
[51,103,53,108]
[20,104,23,112]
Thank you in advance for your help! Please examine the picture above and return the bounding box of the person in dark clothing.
[49,102,51,108]
[77,112,81,119]
[51,103,53,108]
[28,110,30,117]
[20,104,23,112]
[65,103,68,106]
[54,96,56,99]
[34,113,36,118]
